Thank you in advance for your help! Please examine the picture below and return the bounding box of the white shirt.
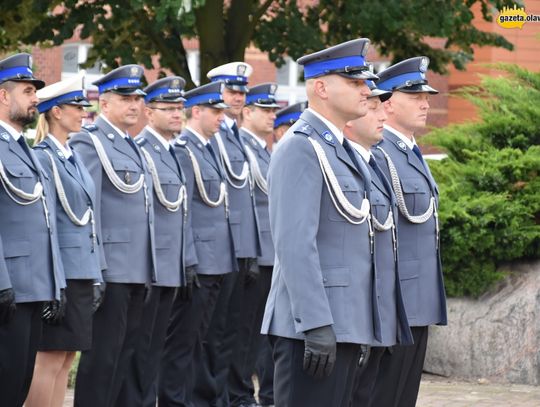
[0,119,22,141]
[241,127,266,149]
[185,126,208,146]
[307,108,344,144]
[100,114,130,139]
[48,133,73,159]
[348,140,372,163]
[145,125,171,150]
[384,124,416,150]
[224,114,236,131]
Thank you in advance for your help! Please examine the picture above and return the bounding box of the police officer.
[193,62,261,406]
[261,39,383,407]
[116,76,189,407]
[70,65,157,407]
[228,83,279,407]
[370,57,448,407]
[0,53,66,407]
[272,101,308,147]
[343,81,414,405]
[158,81,237,407]
[25,73,103,407]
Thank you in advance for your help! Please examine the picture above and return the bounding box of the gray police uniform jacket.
[363,156,413,346]
[210,122,260,259]
[69,116,157,284]
[261,110,382,345]
[372,128,447,327]
[174,129,236,275]
[34,137,103,281]
[0,127,66,302]
[239,129,274,267]
[135,128,190,287]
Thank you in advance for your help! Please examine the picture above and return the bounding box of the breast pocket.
[201,170,220,200]
[159,172,182,202]
[370,190,390,222]
[111,158,141,185]
[328,175,362,222]
[2,163,36,191]
[400,178,428,215]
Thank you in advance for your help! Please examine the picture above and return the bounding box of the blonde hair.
[34,113,50,145]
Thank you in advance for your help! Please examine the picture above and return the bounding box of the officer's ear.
[0,85,11,106]
[382,98,393,115]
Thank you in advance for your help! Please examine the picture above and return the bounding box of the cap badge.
[237,64,247,76]
[270,84,277,94]
[28,55,33,68]
[419,57,429,73]
[130,66,139,77]
[397,140,407,150]
[172,79,180,88]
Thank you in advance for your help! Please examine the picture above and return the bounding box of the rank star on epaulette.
[397,140,407,151]
[320,131,335,145]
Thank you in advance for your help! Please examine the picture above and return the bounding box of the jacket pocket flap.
[401,178,426,194]
[4,240,31,258]
[58,233,82,248]
[102,228,131,243]
[322,267,350,287]
[336,175,360,192]
[194,226,215,242]
[3,164,33,178]
[111,159,139,172]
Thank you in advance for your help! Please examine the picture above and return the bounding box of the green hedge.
[425,64,540,297]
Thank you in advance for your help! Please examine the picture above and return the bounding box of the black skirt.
[39,279,94,351]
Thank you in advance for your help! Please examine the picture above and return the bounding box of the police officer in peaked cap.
[369,56,447,407]
[0,52,67,407]
[69,64,158,407]
[272,101,308,149]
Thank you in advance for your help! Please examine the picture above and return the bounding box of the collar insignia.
[1,132,9,141]
[107,133,115,140]
[321,131,334,145]
[397,140,407,151]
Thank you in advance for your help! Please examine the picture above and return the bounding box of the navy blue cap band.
[274,111,301,128]
[377,72,425,91]
[303,55,366,79]
[97,77,142,94]
[145,87,184,103]
[185,92,223,108]
[0,66,34,82]
[37,90,86,113]
[211,75,248,84]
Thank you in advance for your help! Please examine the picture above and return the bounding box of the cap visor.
[369,89,392,102]
[154,96,187,103]
[111,88,147,96]
[253,102,280,108]
[399,84,439,94]
[336,71,379,80]
[10,77,46,90]
[209,102,229,109]
[225,84,249,93]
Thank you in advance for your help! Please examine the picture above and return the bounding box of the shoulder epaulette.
[135,137,147,146]
[82,124,98,133]
[293,123,313,137]
[175,138,187,147]
[33,142,48,149]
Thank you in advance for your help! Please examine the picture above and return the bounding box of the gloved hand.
[92,281,106,313]
[245,258,260,285]
[0,288,16,325]
[42,288,67,325]
[303,325,337,379]
[358,344,371,369]
[178,266,200,301]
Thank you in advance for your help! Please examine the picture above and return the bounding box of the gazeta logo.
[497,4,539,29]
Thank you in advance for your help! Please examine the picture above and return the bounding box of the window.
[275,57,306,105]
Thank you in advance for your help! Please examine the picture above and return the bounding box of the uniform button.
[415,185,419,190]
[323,278,328,283]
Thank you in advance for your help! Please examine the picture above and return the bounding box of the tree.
[0,0,516,88]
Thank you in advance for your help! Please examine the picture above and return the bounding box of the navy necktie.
[369,155,392,196]
[168,147,183,178]
[125,136,140,155]
[231,122,241,144]
[412,144,430,174]
[206,143,220,168]
[16,136,33,161]
[67,155,76,166]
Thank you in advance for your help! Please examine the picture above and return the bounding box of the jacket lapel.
[184,130,221,175]
[143,130,179,176]
[7,134,35,170]
[95,116,142,166]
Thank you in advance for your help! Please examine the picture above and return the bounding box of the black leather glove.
[92,281,106,313]
[358,344,371,369]
[245,258,260,285]
[0,288,16,325]
[42,288,67,325]
[178,266,200,301]
[303,325,337,379]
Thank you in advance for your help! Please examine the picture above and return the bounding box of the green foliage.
[0,0,516,85]
[425,65,540,297]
